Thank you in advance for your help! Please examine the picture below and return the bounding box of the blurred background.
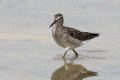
[0,0,120,80]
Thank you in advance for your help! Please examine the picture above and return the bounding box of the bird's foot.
[75,53,79,57]
[62,55,65,58]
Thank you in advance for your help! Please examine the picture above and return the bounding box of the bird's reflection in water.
[51,58,97,80]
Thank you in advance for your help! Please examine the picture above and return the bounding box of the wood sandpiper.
[50,13,99,58]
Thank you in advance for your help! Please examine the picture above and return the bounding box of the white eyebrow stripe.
[56,16,61,20]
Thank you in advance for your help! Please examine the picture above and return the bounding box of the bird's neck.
[51,21,64,33]
[51,22,64,34]
[55,21,63,27]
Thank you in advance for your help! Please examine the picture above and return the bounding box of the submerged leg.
[72,49,79,57]
[62,51,67,58]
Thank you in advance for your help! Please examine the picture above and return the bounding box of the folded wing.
[65,27,99,41]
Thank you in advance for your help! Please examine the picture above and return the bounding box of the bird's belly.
[52,33,84,49]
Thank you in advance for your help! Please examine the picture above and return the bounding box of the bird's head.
[50,13,64,27]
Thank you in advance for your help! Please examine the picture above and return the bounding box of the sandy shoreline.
[0,33,53,43]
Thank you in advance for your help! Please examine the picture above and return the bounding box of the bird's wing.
[64,27,99,41]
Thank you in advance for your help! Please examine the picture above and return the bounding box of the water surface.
[0,0,120,80]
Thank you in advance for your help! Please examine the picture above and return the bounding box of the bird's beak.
[50,20,57,28]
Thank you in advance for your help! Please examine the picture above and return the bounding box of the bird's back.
[64,26,99,41]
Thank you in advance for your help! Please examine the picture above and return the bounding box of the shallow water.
[0,0,120,80]
[51,58,97,80]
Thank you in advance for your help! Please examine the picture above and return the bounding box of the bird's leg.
[62,51,67,58]
[72,49,79,57]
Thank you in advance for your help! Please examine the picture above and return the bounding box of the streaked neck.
[55,21,63,27]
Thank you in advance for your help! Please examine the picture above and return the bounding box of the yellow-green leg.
[62,51,67,58]
[72,49,79,57]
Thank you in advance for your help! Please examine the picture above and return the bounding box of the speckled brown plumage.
[50,13,100,58]
[65,27,99,41]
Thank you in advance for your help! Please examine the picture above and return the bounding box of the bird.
[50,13,99,58]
